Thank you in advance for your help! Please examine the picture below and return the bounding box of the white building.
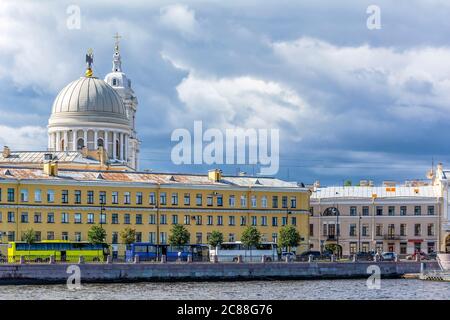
[47,37,140,170]
[433,164,450,252]
[309,182,442,257]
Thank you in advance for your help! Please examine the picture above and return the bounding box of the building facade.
[434,164,450,252]
[0,167,310,256]
[309,184,442,257]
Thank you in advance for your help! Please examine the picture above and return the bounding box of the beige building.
[309,182,442,257]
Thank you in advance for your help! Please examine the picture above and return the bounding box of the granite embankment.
[0,261,439,284]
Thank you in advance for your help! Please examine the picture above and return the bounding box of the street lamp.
[285,207,292,226]
[358,212,362,253]
[330,207,340,258]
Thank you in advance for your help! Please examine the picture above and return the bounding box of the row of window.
[0,212,297,227]
[1,188,297,209]
[309,223,436,237]
[346,242,436,255]
[311,205,436,216]
[4,231,281,244]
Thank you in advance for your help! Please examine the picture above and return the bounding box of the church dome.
[49,77,129,127]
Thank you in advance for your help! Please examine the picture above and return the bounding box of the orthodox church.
[1,35,140,171]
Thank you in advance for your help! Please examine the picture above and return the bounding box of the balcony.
[326,235,338,241]
[383,234,404,240]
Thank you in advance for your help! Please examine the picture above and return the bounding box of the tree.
[88,225,107,244]
[168,224,190,247]
[325,243,341,256]
[208,230,224,249]
[22,228,36,259]
[279,225,301,253]
[240,226,261,260]
[344,180,352,187]
[120,227,136,247]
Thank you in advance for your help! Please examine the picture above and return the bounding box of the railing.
[383,234,404,240]
[0,255,106,264]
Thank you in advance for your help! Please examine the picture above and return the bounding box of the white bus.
[209,241,279,262]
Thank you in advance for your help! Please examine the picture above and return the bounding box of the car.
[427,252,437,260]
[380,252,397,261]
[298,250,321,261]
[353,251,374,261]
[406,251,429,260]
[281,252,296,261]
[298,250,333,261]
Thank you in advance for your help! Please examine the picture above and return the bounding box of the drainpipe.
[15,179,20,241]
[156,183,160,246]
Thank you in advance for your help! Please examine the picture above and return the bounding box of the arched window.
[322,207,340,216]
[77,138,84,150]
[112,78,117,86]
[97,138,104,148]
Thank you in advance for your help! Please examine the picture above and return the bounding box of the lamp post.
[358,212,362,253]
[285,207,292,226]
[336,208,340,259]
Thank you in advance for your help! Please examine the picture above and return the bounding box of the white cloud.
[272,37,450,120]
[159,4,201,39]
[0,125,47,150]
[173,71,324,142]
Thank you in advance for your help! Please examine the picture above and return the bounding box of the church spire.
[112,32,122,72]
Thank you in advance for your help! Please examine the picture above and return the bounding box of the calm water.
[0,279,448,300]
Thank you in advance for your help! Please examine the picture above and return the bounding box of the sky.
[1,0,450,185]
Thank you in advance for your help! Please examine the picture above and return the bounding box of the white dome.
[49,77,129,127]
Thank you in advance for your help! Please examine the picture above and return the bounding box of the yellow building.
[0,41,310,256]
[0,166,310,255]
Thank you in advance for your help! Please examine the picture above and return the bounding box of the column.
[113,132,117,160]
[94,130,98,150]
[83,130,88,149]
[119,133,125,160]
[56,131,61,151]
[64,131,68,151]
[72,130,77,151]
[124,134,128,161]
[104,130,109,153]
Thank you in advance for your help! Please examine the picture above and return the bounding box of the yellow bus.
[7,240,110,263]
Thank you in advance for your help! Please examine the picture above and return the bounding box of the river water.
[0,279,448,300]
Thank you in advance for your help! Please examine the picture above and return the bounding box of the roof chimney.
[208,169,222,182]
[43,161,58,176]
[2,146,11,158]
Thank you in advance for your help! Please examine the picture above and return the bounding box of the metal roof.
[0,166,304,189]
[311,185,441,199]
[0,151,85,164]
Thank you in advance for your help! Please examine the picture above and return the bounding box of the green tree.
[120,227,136,247]
[278,225,301,252]
[344,180,352,187]
[22,228,36,259]
[88,225,107,244]
[325,243,341,256]
[208,230,224,249]
[240,226,261,260]
[168,224,190,247]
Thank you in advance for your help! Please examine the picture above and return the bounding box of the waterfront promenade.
[0,260,439,285]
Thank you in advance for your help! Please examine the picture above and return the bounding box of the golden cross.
[113,32,121,50]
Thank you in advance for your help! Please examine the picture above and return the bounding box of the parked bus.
[125,243,209,262]
[7,240,109,263]
[209,241,279,262]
